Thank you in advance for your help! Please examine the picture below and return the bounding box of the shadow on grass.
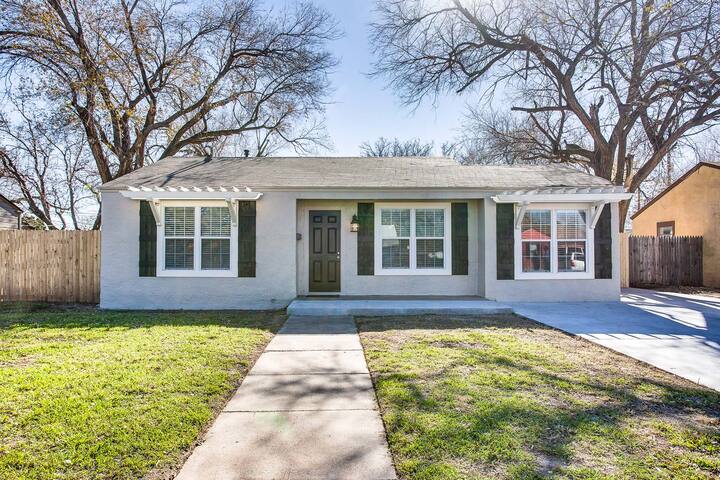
[357,314,720,477]
[0,302,286,332]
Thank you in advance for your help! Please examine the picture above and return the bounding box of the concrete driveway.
[511,288,720,391]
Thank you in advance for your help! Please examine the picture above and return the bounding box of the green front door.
[309,210,341,292]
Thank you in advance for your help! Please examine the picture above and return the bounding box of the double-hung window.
[164,207,195,270]
[159,203,237,277]
[375,203,451,275]
[200,207,231,269]
[515,205,593,279]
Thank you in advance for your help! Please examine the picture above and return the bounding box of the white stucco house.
[98,156,631,309]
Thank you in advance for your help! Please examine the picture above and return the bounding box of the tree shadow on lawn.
[357,314,720,478]
[0,302,286,332]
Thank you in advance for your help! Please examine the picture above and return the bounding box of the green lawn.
[358,315,720,480]
[0,303,284,480]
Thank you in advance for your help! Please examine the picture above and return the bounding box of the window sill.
[375,269,452,276]
[157,269,237,278]
[515,272,594,280]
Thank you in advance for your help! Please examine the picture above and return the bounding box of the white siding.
[0,200,19,230]
[295,199,483,297]
[100,190,622,309]
[482,200,621,301]
[100,192,297,309]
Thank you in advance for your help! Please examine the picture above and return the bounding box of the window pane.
[658,225,674,236]
[164,207,195,237]
[165,239,194,269]
[416,239,444,269]
[522,241,550,272]
[201,239,230,270]
[382,239,409,268]
[521,210,551,240]
[557,210,587,240]
[381,209,410,238]
[201,207,231,237]
[558,241,586,272]
[415,209,444,237]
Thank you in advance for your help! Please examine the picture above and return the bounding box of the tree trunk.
[618,199,630,233]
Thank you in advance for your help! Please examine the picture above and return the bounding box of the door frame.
[308,210,341,293]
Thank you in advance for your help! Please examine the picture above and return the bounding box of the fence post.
[619,232,629,288]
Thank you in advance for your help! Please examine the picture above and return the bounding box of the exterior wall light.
[350,214,360,232]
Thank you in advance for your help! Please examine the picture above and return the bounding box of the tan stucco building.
[631,162,720,287]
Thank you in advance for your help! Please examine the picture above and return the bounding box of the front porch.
[287,296,513,316]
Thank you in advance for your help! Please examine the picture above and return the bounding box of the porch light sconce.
[350,214,360,232]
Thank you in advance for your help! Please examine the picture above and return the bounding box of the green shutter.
[139,201,157,277]
[238,201,256,277]
[594,204,612,279]
[496,203,514,280]
[357,203,374,275]
[451,203,469,275]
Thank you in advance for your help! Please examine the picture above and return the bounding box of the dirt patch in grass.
[427,340,488,349]
[357,314,720,479]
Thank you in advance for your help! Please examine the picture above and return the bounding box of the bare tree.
[190,116,329,158]
[360,137,434,156]
[0,92,99,229]
[691,127,720,163]
[0,0,338,186]
[443,109,563,166]
[371,0,720,228]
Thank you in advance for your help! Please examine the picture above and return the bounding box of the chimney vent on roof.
[243,149,250,158]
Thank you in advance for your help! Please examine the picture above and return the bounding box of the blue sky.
[299,0,468,156]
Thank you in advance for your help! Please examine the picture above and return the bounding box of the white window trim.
[374,202,452,276]
[513,203,594,280]
[157,200,238,277]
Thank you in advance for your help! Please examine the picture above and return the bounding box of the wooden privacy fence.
[627,235,703,287]
[0,230,100,303]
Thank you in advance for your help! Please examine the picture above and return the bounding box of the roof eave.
[102,184,616,193]
[631,162,720,219]
[118,189,263,201]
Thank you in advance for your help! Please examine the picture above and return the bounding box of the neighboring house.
[631,161,720,287]
[98,156,631,309]
[0,194,21,230]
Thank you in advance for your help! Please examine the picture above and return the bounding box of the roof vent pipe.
[243,149,250,158]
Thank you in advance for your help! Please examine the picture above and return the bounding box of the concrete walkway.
[511,288,720,391]
[175,316,397,480]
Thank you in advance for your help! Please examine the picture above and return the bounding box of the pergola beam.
[225,199,239,227]
[149,200,162,226]
[589,201,609,229]
[514,202,529,230]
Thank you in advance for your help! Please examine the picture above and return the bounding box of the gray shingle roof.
[99,156,614,191]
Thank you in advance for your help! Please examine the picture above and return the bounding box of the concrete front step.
[287,298,513,316]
